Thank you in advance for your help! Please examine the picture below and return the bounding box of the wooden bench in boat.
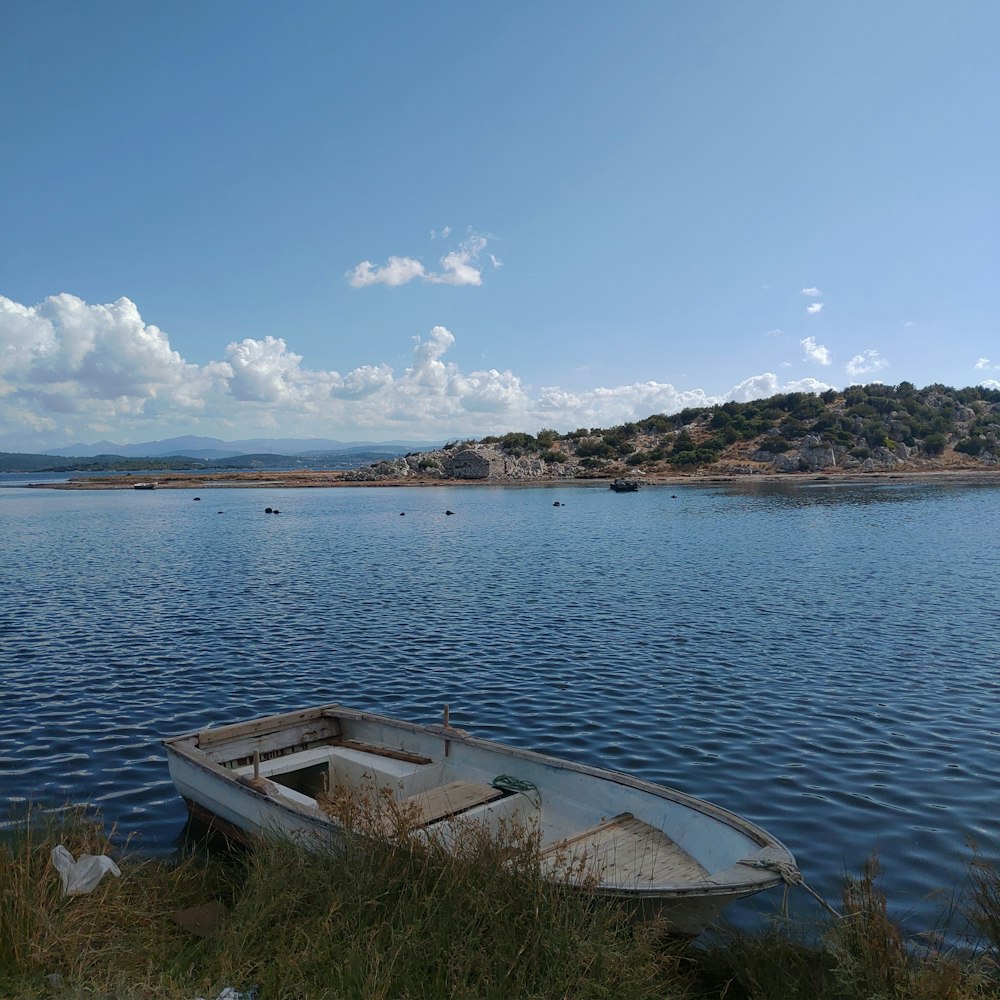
[330,739,433,766]
[399,780,504,827]
[231,741,508,832]
[322,778,509,835]
[541,812,710,886]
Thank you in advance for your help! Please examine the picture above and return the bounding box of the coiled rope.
[739,858,843,919]
[491,774,541,806]
[491,774,538,793]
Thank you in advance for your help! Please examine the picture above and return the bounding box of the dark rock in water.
[193,497,201,501]
[218,511,224,514]
[609,478,639,493]
[400,512,405,516]
[273,509,280,514]
[445,510,455,515]
[265,507,273,513]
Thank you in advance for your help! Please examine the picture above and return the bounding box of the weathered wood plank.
[197,707,339,750]
[331,739,433,766]
[542,814,709,886]
[402,780,504,826]
[542,813,633,854]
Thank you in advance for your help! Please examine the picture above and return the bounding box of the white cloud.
[347,256,426,288]
[0,292,844,452]
[981,379,1000,390]
[348,231,492,289]
[801,336,831,365]
[846,350,889,379]
[426,233,488,286]
[806,302,824,315]
[801,287,822,297]
[764,328,783,338]
[724,373,833,402]
[227,336,332,403]
[0,294,229,423]
[975,357,999,371]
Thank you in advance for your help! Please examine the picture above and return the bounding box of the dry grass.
[5,803,1000,1000]
[0,802,685,999]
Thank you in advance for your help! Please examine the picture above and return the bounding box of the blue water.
[2,479,998,932]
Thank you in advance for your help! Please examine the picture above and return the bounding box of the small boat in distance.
[164,704,797,933]
[609,478,639,492]
[132,482,156,490]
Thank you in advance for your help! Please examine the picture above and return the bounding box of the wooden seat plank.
[542,814,709,887]
[330,739,433,765]
[402,780,504,826]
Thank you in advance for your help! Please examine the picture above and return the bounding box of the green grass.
[3,807,1000,999]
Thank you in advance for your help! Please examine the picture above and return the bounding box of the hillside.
[348,382,1000,482]
[0,448,407,474]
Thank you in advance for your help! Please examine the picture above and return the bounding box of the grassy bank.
[3,808,1000,999]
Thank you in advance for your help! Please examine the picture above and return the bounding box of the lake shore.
[4,809,1000,1000]
[25,466,1000,490]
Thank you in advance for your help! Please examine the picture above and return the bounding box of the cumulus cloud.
[347,231,492,289]
[846,350,889,379]
[975,357,999,371]
[0,294,229,424]
[806,302,824,315]
[0,292,844,452]
[347,256,426,288]
[981,379,1000,390]
[724,373,834,402]
[801,287,822,297]
[801,336,831,365]
[426,232,488,286]
[227,336,330,403]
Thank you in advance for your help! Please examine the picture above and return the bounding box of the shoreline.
[22,467,1000,490]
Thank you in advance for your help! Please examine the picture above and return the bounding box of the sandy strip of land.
[24,468,1000,490]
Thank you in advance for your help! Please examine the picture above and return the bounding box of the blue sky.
[1,1,997,450]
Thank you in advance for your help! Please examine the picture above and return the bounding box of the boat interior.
[177,707,766,891]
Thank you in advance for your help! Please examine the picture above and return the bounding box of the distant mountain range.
[40,435,443,459]
[1,435,449,473]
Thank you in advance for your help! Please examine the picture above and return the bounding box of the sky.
[1,1,998,451]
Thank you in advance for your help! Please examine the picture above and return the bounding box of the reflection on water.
[1,479,999,933]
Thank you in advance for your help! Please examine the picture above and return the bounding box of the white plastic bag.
[50,845,121,896]
[194,988,257,1000]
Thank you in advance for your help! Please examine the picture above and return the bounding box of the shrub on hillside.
[923,433,947,456]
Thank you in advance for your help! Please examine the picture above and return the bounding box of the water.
[1,478,998,932]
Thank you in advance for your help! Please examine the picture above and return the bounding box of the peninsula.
[18,382,1000,489]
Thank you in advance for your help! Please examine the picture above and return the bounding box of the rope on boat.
[491,775,541,806]
[739,858,843,920]
[491,775,536,793]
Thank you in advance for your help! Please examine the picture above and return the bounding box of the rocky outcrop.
[798,435,837,470]
[752,434,837,472]
[443,449,496,479]
[861,446,906,472]
[344,445,572,483]
[341,385,1000,482]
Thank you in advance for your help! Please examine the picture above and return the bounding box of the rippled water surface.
[2,479,999,930]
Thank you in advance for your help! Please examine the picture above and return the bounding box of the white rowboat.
[163,704,797,933]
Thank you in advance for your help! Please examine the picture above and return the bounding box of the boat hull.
[164,704,795,934]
